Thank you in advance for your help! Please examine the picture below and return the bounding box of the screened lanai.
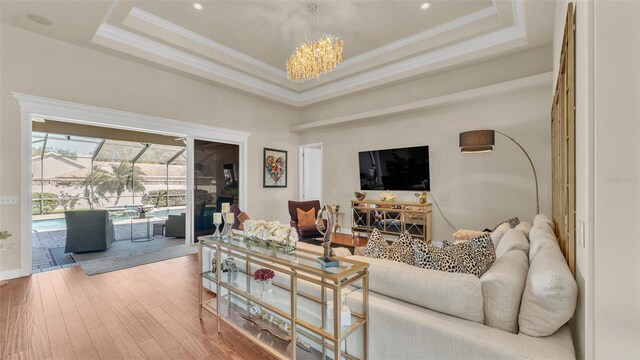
[31,130,188,273]
[32,132,187,216]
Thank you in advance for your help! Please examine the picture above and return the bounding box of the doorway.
[15,93,249,277]
[193,140,240,240]
[299,143,323,202]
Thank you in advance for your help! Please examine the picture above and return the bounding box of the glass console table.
[198,235,369,360]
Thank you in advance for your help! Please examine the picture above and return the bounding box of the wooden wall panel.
[551,3,576,274]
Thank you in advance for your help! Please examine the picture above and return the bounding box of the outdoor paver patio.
[32,218,183,272]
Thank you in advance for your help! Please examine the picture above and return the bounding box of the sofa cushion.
[364,229,420,266]
[515,221,532,239]
[349,255,484,323]
[297,224,320,237]
[518,245,578,337]
[490,223,511,249]
[495,229,529,258]
[414,233,496,277]
[480,250,529,333]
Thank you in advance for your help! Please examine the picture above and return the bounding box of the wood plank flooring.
[0,254,274,360]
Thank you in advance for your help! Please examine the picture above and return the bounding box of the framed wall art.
[263,148,287,188]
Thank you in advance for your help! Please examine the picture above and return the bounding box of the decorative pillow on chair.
[364,229,420,266]
[414,233,496,277]
[237,211,250,231]
[296,208,316,227]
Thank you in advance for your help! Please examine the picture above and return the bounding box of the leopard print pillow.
[364,229,389,259]
[364,229,420,266]
[414,233,496,277]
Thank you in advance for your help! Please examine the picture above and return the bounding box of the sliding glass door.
[192,140,239,240]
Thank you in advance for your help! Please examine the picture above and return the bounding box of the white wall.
[0,24,300,275]
[554,1,640,358]
[299,87,552,241]
[592,1,640,358]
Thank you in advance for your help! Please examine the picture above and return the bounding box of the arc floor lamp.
[459,129,540,214]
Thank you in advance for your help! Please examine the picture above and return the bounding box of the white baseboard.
[0,268,23,281]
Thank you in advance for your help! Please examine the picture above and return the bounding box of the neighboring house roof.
[32,152,86,179]
[33,155,187,181]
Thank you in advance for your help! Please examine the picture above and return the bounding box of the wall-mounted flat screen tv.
[358,146,430,191]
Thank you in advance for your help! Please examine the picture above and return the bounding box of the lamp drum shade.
[459,130,495,153]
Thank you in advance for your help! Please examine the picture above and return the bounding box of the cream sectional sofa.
[343,214,577,359]
[203,214,576,359]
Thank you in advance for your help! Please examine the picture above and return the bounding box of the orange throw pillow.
[296,208,316,227]
[237,211,250,231]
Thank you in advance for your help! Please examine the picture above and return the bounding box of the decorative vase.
[354,191,367,201]
[258,280,273,301]
[139,212,146,219]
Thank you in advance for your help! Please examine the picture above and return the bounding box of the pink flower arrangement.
[253,268,275,282]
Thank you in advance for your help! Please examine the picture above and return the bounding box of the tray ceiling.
[1,0,554,107]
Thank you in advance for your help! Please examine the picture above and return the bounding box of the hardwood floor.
[0,254,274,360]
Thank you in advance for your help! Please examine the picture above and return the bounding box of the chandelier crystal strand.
[286,4,344,83]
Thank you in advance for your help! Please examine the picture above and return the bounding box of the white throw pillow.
[349,255,485,323]
[490,223,511,249]
[495,229,529,258]
[534,214,554,230]
[515,221,532,239]
[528,224,561,262]
[518,245,577,337]
[480,250,528,333]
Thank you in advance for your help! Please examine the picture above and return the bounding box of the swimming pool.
[32,207,186,232]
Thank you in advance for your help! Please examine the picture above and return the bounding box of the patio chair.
[64,210,114,253]
[165,213,186,238]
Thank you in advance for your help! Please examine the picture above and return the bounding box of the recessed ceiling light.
[26,14,53,26]
[420,2,431,10]
[193,3,203,10]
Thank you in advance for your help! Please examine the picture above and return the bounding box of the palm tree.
[78,167,110,209]
[96,162,146,205]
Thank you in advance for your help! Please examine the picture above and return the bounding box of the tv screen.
[358,146,430,191]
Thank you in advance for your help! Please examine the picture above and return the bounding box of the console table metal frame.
[198,236,369,360]
[351,200,433,242]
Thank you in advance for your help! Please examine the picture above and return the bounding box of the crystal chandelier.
[287,4,343,83]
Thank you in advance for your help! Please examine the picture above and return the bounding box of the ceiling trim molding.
[338,4,499,70]
[11,92,252,143]
[92,23,301,105]
[123,2,505,88]
[92,0,529,107]
[297,21,527,104]
[290,72,552,132]
[126,7,287,78]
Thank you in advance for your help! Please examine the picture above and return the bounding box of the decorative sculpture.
[315,203,338,267]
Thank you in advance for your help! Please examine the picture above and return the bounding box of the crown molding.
[11,92,252,143]
[92,23,300,106]
[291,72,552,132]
[334,5,500,69]
[123,3,506,90]
[124,7,291,88]
[92,0,528,107]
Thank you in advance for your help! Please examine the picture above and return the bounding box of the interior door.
[301,146,322,202]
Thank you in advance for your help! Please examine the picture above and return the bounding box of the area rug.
[48,247,76,266]
[80,244,197,276]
